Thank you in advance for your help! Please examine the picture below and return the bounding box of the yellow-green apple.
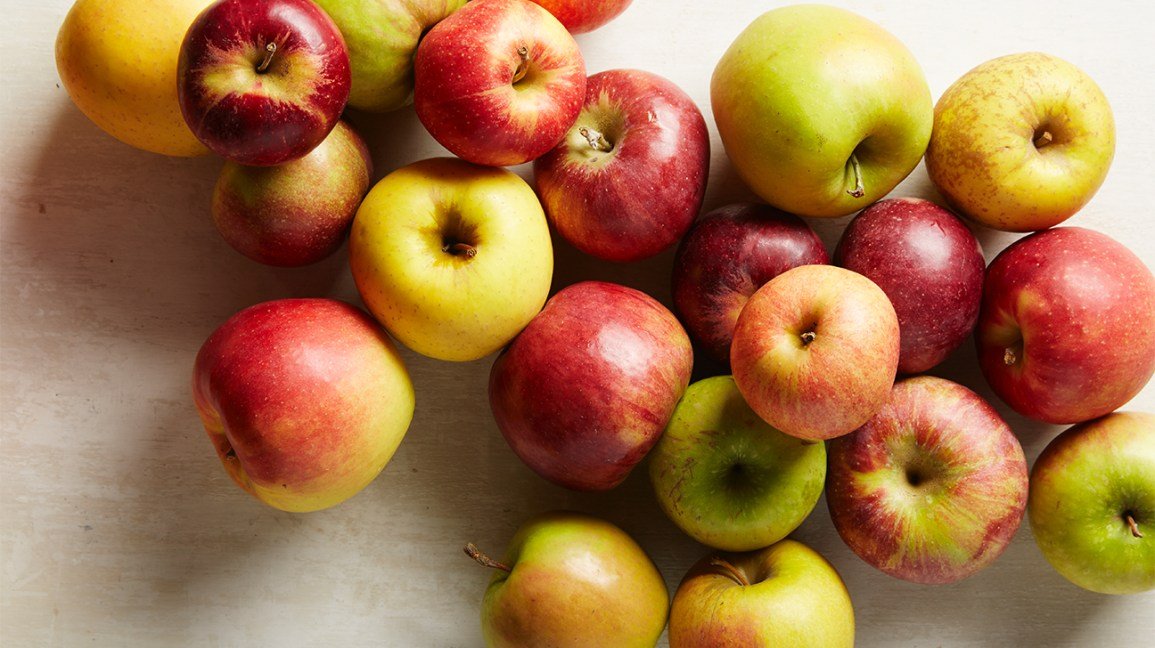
[211,120,372,267]
[414,0,586,167]
[834,198,985,374]
[977,227,1155,424]
[826,376,1028,584]
[177,0,351,166]
[192,299,414,512]
[672,203,828,365]
[710,5,932,218]
[730,265,899,441]
[311,0,466,112]
[1028,412,1155,594]
[489,281,693,491]
[926,52,1115,232]
[527,0,632,33]
[533,69,709,262]
[55,0,212,156]
[669,540,854,648]
[649,376,826,551]
[466,511,668,647]
[349,157,553,362]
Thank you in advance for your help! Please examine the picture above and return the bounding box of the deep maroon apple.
[834,198,985,374]
[533,69,709,263]
[489,281,693,491]
[672,203,828,364]
[178,0,351,166]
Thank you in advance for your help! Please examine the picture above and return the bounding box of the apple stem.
[1034,130,1054,149]
[444,242,477,258]
[846,154,865,198]
[257,42,277,74]
[464,543,511,572]
[1003,347,1018,366]
[1127,514,1143,538]
[800,331,816,346]
[512,46,530,84]
[578,127,613,152]
[709,557,751,587]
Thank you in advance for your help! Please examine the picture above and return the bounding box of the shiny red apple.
[528,0,633,33]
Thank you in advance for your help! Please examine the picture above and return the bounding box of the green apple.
[710,4,932,218]
[312,0,466,112]
[649,376,826,551]
[1028,411,1155,594]
[669,540,854,647]
[467,511,668,647]
[349,157,553,362]
[926,52,1115,232]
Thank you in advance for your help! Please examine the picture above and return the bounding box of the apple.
[177,0,351,166]
[730,264,899,441]
[55,0,212,156]
[648,375,826,552]
[466,511,668,647]
[826,376,1029,584]
[669,540,854,647]
[211,120,372,267]
[672,203,828,365]
[834,197,985,374]
[533,68,709,263]
[977,227,1155,424]
[191,299,414,512]
[710,5,932,218]
[527,0,633,33]
[926,52,1115,232]
[489,281,693,491]
[1028,411,1155,595]
[349,157,553,362]
[414,0,586,167]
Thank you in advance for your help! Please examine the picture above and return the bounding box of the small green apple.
[649,376,826,551]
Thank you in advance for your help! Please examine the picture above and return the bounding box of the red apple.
[528,0,633,33]
[533,69,709,262]
[489,281,693,491]
[211,120,372,267]
[672,203,828,365]
[977,227,1155,424]
[834,197,985,374]
[731,265,899,441]
[177,0,351,166]
[826,376,1028,584]
[414,0,586,167]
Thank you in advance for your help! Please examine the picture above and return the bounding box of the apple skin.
[710,5,932,218]
[527,0,633,33]
[977,227,1155,424]
[730,264,899,441]
[473,511,668,647]
[533,69,709,263]
[191,299,415,513]
[349,157,553,362]
[669,540,855,648]
[211,120,372,267]
[649,376,826,552]
[414,0,586,167]
[926,52,1115,232]
[834,197,985,374]
[826,376,1029,585]
[177,0,351,166]
[311,0,466,112]
[672,203,828,365]
[489,281,693,491]
[1028,412,1155,595]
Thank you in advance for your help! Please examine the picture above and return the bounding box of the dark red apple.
[834,197,985,374]
[414,0,586,167]
[672,203,827,364]
[977,227,1155,424]
[528,0,633,33]
[489,281,693,491]
[533,69,709,263]
[178,0,351,166]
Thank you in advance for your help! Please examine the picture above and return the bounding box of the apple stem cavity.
[846,154,866,198]
[256,42,277,74]
[512,46,530,84]
[578,127,613,152]
[464,543,511,572]
[709,556,751,587]
[1126,514,1144,538]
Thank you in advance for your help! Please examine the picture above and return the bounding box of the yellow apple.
[349,157,553,362]
[55,0,211,157]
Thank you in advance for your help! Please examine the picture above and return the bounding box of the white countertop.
[3,0,1153,645]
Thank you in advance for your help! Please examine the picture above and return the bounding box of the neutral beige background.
[3,0,1153,645]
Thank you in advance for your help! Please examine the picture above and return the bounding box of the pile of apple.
[56,0,1155,644]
